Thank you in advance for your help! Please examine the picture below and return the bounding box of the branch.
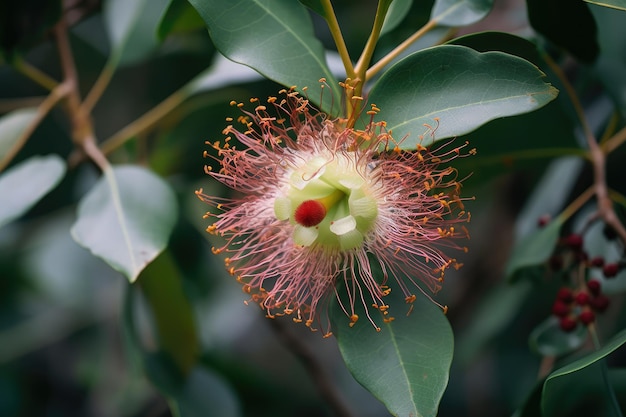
[54,13,110,172]
[544,53,626,247]
[268,318,356,417]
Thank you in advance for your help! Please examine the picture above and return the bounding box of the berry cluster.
[551,281,610,331]
[546,232,621,332]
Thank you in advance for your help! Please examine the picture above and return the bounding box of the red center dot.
[294,200,326,227]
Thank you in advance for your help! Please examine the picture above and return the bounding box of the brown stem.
[54,14,109,172]
[544,53,626,247]
[268,318,356,417]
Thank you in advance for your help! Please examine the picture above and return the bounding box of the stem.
[353,0,392,80]
[589,324,624,417]
[81,57,117,115]
[101,88,188,155]
[268,318,356,417]
[13,57,59,91]
[55,14,110,172]
[343,0,392,125]
[320,0,355,78]
[603,125,626,155]
[544,52,626,247]
[542,53,594,141]
[560,186,595,221]
[0,83,71,172]
[365,19,439,80]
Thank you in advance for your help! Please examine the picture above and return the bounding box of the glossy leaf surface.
[368,45,558,147]
[542,329,626,416]
[71,165,178,282]
[332,287,453,417]
[0,154,66,229]
[188,0,339,111]
[430,0,494,26]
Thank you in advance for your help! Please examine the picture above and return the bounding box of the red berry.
[579,310,596,325]
[586,279,601,295]
[590,257,605,267]
[575,292,590,305]
[590,295,610,312]
[538,215,551,227]
[552,300,570,317]
[559,317,578,332]
[556,287,574,303]
[564,234,583,251]
[603,263,620,278]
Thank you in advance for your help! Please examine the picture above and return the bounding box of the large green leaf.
[332,286,453,417]
[445,33,582,183]
[71,165,178,282]
[542,329,626,416]
[527,0,599,63]
[188,0,340,112]
[585,0,626,10]
[0,154,66,229]
[0,107,37,163]
[430,0,494,26]
[368,45,558,147]
[103,0,173,66]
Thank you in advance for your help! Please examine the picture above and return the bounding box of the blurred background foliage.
[1,0,626,416]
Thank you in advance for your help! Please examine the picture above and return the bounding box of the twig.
[543,53,626,247]
[365,19,439,80]
[268,318,356,417]
[320,0,355,79]
[0,83,71,172]
[13,57,60,91]
[54,12,110,172]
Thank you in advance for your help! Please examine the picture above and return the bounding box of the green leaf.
[527,0,599,63]
[71,165,178,282]
[139,251,199,373]
[0,107,38,162]
[505,216,563,282]
[0,155,66,229]
[333,287,453,417]
[188,0,340,112]
[430,0,494,26]
[368,45,558,147]
[446,33,582,183]
[585,0,626,10]
[529,317,588,357]
[542,329,626,416]
[381,0,414,34]
[103,0,173,66]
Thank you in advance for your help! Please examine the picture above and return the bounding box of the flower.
[196,87,472,336]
